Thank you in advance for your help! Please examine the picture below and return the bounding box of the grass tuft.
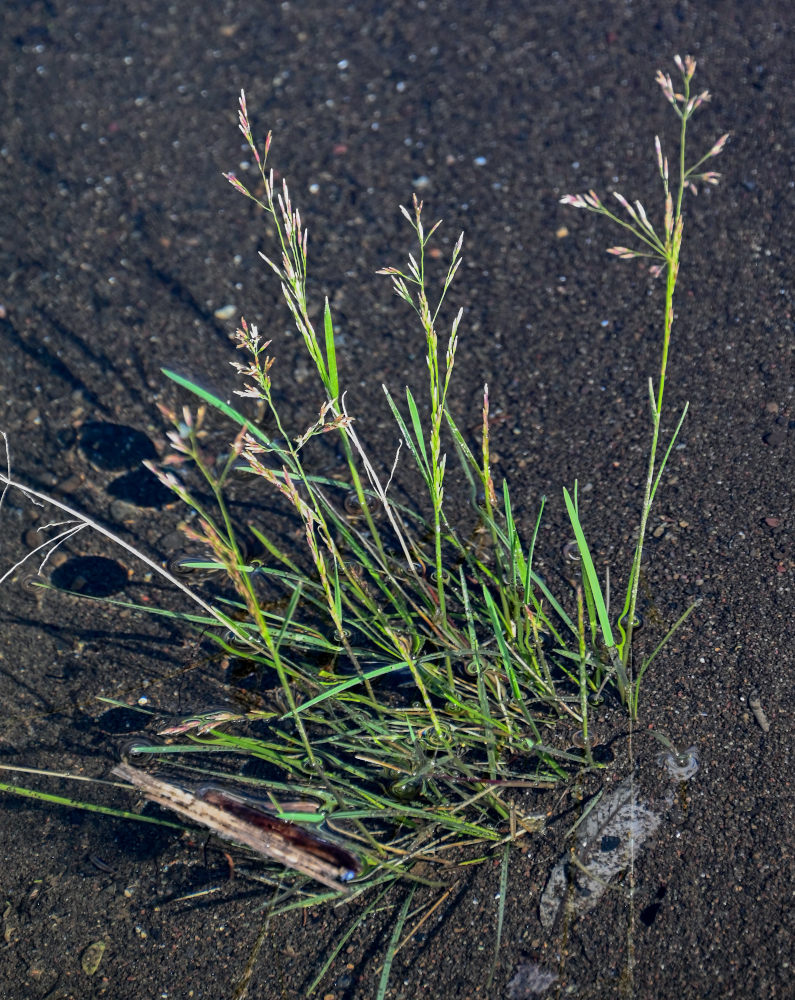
[0,54,725,994]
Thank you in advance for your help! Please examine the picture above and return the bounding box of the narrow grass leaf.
[307,884,395,995]
[376,886,417,1000]
[162,369,274,452]
[650,401,689,506]
[405,387,430,469]
[523,498,545,601]
[562,487,615,647]
[487,843,511,989]
[323,299,339,399]
[0,782,185,829]
[382,385,431,484]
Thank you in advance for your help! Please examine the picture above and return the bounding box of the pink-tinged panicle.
[282,251,295,281]
[673,215,683,256]
[607,247,639,259]
[290,207,303,251]
[707,133,730,158]
[143,462,186,500]
[634,200,654,234]
[673,54,697,80]
[685,90,711,115]
[278,194,292,240]
[238,90,251,139]
[613,191,638,223]
[700,171,721,184]
[664,191,673,241]
[654,136,669,185]
[224,172,248,196]
[560,190,602,209]
[655,70,676,105]
[165,429,190,455]
[250,130,272,170]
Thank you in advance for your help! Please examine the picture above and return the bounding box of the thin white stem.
[0,471,246,636]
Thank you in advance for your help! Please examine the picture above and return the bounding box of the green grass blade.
[458,573,497,776]
[323,299,339,399]
[284,661,412,715]
[528,570,576,637]
[563,486,614,647]
[382,385,431,483]
[0,782,185,829]
[523,498,546,601]
[445,410,480,501]
[162,368,275,451]
[405,387,430,467]
[649,401,689,506]
[481,586,523,708]
[502,481,521,588]
[631,598,701,716]
[487,844,511,989]
[376,885,417,1000]
[307,883,396,995]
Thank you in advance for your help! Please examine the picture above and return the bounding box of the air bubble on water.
[659,747,700,781]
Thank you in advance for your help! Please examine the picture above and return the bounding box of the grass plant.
[0,55,725,994]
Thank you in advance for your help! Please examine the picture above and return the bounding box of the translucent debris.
[539,776,662,929]
[507,961,558,997]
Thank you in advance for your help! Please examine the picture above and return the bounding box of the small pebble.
[109,500,136,522]
[763,429,786,446]
[748,689,770,732]
[58,474,83,494]
[23,528,43,549]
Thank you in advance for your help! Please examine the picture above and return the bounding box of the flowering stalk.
[224,92,390,566]
[377,196,464,624]
[561,56,728,714]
